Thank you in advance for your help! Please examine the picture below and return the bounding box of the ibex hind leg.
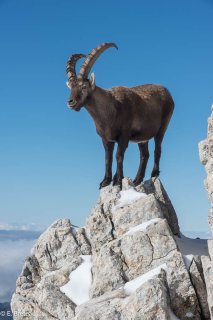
[151,136,161,178]
[133,142,149,186]
[151,110,173,178]
[112,172,118,185]
[113,138,129,188]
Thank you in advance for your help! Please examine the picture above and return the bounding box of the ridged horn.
[66,54,87,81]
[78,42,118,80]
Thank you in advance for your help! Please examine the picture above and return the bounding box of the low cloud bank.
[0,230,41,302]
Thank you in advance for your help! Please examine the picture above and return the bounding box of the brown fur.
[67,80,174,188]
[66,43,174,188]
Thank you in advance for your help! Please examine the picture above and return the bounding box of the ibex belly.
[130,133,152,144]
[130,119,161,143]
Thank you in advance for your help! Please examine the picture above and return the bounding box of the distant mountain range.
[182,230,211,239]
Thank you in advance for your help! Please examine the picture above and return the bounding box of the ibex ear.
[66,81,71,89]
[89,73,96,90]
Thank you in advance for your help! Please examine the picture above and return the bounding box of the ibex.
[66,43,174,188]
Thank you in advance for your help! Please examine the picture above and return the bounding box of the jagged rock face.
[199,107,213,235]
[11,178,209,319]
[199,105,213,320]
[202,256,213,318]
[190,256,210,319]
[11,219,91,319]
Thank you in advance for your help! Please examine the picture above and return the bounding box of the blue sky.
[0,0,213,233]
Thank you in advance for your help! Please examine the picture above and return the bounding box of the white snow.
[168,309,180,320]
[185,312,194,318]
[183,254,194,270]
[175,233,208,256]
[60,255,92,305]
[70,226,79,236]
[114,188,147,209]
[124,263,167,295]
[125,218,162,236]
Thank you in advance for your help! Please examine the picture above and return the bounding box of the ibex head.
[66,42,118,111]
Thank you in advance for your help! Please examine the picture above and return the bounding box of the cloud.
[0,230,41,242]
[0,225,43,302]
[0,223,45,232]
[0,235,39,302]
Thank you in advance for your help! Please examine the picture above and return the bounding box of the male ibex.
[66,43,174,188]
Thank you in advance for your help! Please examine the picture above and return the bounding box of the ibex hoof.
[133,178,143,186]
[99,178,112,189]
[112,178,122,189]
[151,169,160,178]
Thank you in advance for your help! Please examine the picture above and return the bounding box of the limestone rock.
[111,193,164,237]
[122,270,170,320]
[90,218,178,298]
[86,177,180,251]
[11,219,91,319]
[199,107,213,219]
[189,256,210,319]
[199,106,213,319]
[76,270,170,320]
[202,255,213,319]
[141,178,180,236]
[75,289,126,320]
[12,178,210,319]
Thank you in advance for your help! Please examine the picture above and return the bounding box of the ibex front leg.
[133,142,149,186]
[99,139,115,189]
[113,138,129,188]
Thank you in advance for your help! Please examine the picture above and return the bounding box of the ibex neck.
[85,86,115,123]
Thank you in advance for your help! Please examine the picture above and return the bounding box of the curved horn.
[66,54,87,82]
[78,42,118,80]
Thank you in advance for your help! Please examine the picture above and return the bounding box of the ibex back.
[66,43,174,188]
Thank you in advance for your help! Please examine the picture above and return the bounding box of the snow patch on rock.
[125,218,162,236]
[185,311,194,318]
[60,255,92,305]
[124,263,167,295]
[114,188,147,208]
[168,309,180,319]
[183,254,194,270]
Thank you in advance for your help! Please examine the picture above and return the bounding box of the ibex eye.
[82,85,87,90]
